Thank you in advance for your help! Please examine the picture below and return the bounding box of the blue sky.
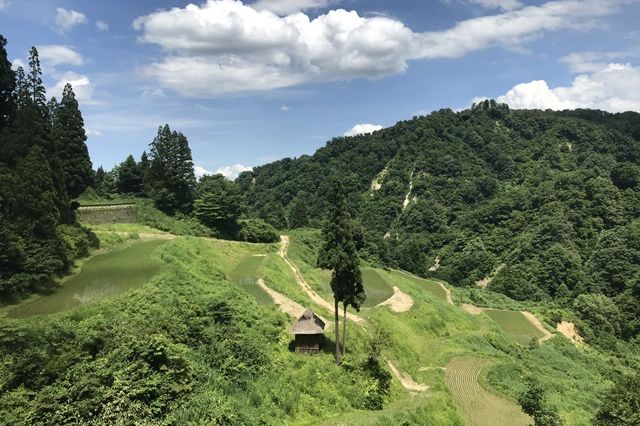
[1,0,639,178]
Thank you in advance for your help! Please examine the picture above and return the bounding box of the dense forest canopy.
[239,101,640,344]
[0,37,96,301]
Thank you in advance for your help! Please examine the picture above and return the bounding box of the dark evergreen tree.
[148,124,196,214]
[318,177,365,363]
[117,155,143,195]
[27,47,46,108]
[0,35,15,132]
[52,84,92,199]
[288,197,309,229]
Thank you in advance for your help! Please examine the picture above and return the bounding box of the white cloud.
[36,45,83,66]
[48,71,99,105]
[85,128,103,137]
[468,0,523,11]
[11,58,25,70]
[194,165,213,179]
[96,20,109,32]
[251,0,333,15]
[493,62,640,112]
[55,8,88,33]
[344,123,383,136]
[216,164,253,180]
[0,0,9,11]
[280,104,290,111]
[133,0,623,96]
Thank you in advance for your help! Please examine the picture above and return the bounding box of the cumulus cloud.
[36,45,83,66]
[11,58,25,70]
[194,165,213,179]
[216,164,253,180]
[96,20,109,32]
[251,0,333,15]
[280,104,290,111]
[49,71,99,105]
[344,123,383,136]
[468,0,523,11]
[494,59,640,112]
[55,8,88,33]
[133,0,623,96]
[0,0,8,11]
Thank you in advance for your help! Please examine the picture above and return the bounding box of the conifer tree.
[52,84,93,199]
[117,155,143,195]
[0,35,15,132]
[289,197,309,229]
[148,124,196,214]
[27,47,46,109]
[318,177,365,364]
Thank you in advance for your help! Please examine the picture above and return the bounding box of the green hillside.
[1,227,631,424]
[239,103,640,346]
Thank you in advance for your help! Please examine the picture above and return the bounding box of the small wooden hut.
[292,310,325,354]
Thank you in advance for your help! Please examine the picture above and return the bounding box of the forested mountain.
[239,101,640,344]
[0,36,96,301]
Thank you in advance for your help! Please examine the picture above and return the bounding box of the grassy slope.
[0,225,617,425]
[283,230,615,425]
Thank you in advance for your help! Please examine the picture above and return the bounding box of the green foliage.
[148,124,196,215]
[594,370,640,425]
[194,174,244,234]
[51,83,93,199]
[136,200,212,237]
[241,105,640,343]
[116,155,143,195]
[237,218,279,243]
[518,378,563,426]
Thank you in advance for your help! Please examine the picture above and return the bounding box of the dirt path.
[461,303,484,315]
[556,321,584,346]
[257,279,330,325]
[387,360,428,392]
[377,286,414,312]
[278,236,365,326]
[279,236,426,392]
[521,311,554,343]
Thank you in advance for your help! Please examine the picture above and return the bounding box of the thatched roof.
[292,310,325,335]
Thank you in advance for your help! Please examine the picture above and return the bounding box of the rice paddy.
[230,255,273,305]
[483,309,546,345]
[361,268,395,307]
[390,270,449,302]
[7,239,167,318]
[445,356,532,426]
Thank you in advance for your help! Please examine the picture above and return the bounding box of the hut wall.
[295,334,322,354]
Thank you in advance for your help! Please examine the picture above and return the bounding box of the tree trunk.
[334,296,341,365]
[342,302,347,356]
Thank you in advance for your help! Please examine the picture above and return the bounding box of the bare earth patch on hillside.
[428,255,441,272]
[461,303,484,315]
[387,360,428,392]
[257,278,330,326]
[377,286,414,312]
[557,321,584,346]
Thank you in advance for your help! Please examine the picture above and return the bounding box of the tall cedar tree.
[52,84,93,199]
[318,177,365,364]
[0,35,15,132]
[148,124,196,214]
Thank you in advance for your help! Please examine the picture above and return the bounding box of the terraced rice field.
[483,309,546,345]
[230,255,273,305]
[390,270,449,302]
[445,357,531,426]
[361,268,395,307]
[8,240,167,318]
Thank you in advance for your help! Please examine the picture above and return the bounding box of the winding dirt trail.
[377,286,414,312]
[257,278,330,326]
[279,236,426,392]
[521,311,554,343]
[278,236,365,326]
